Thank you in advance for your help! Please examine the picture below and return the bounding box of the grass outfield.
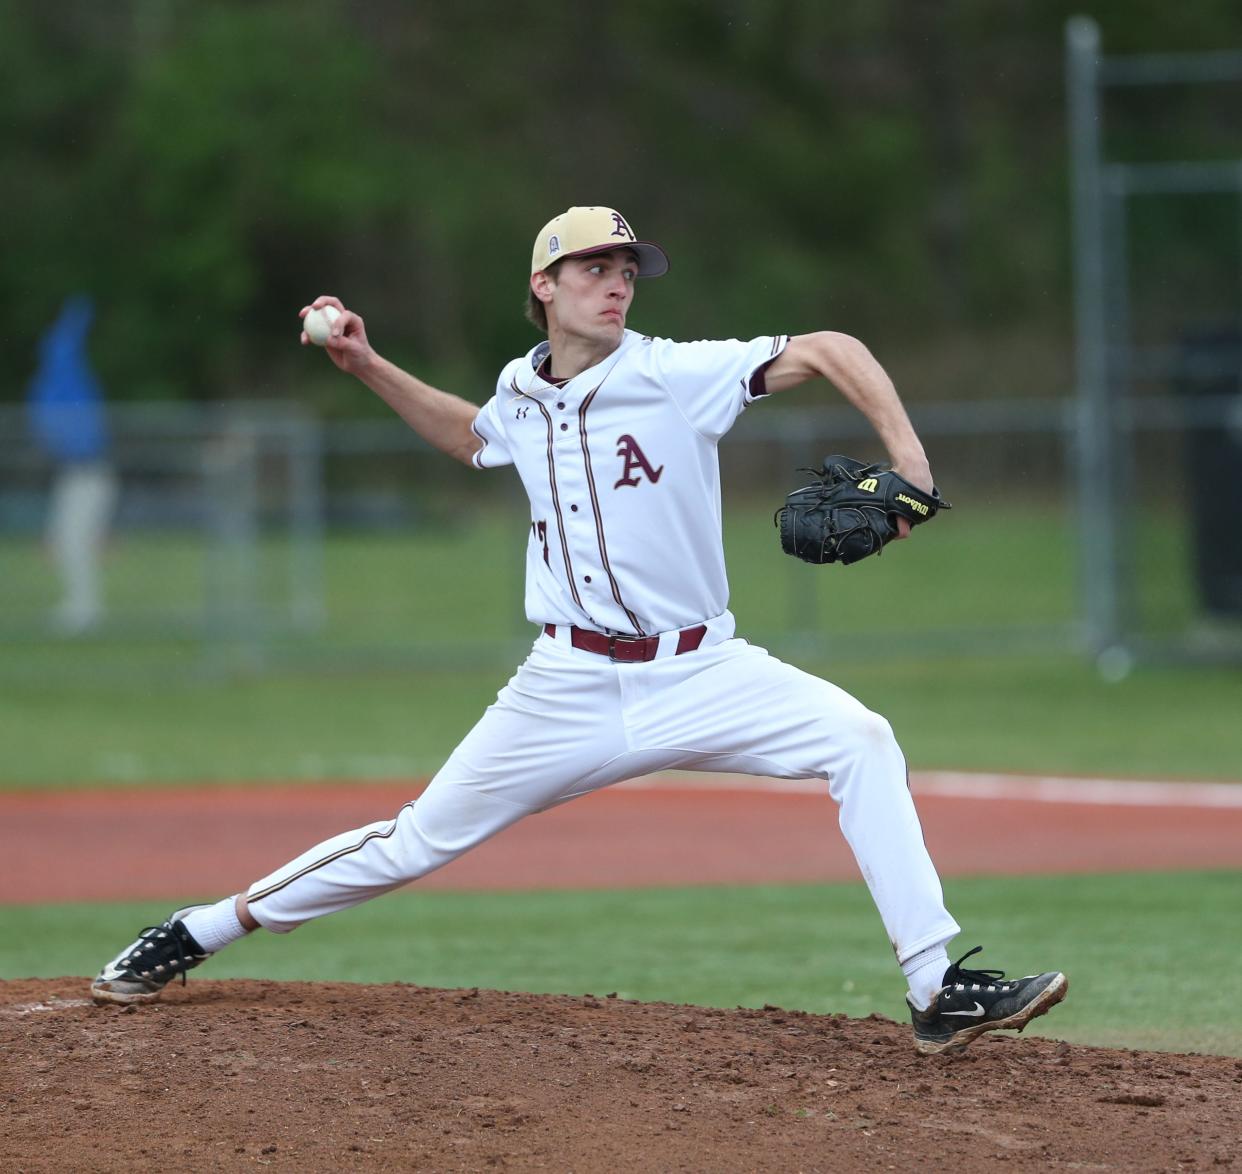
[3,650,1241,787]
[0,497,1205,648]
[3,499,1240,786]
[4,500,1084,649]
[5,871,1239,1057]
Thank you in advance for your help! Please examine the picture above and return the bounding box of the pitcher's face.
[541,249,638,346]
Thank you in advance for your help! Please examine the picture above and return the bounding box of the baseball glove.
[775,454,950,565]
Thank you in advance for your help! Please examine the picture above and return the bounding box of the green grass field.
[2,494,1210,651]
[4,649,1242,787]
[2,501,1241,786]
[5,872,1238,1056]
[3,501,1239,1057]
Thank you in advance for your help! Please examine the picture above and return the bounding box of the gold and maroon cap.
[531,206,669,277]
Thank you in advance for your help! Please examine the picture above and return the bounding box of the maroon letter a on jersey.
[614,434,664,488]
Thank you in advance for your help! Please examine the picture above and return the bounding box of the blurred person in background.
[26,294,119,635]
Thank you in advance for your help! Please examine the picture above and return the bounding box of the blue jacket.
[27,295,110,462]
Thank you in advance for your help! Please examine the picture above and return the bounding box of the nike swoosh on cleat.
[941,1001,986,1018]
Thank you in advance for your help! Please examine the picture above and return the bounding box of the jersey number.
[531,520,549,565]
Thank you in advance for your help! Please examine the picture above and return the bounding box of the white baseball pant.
[246,615,960,964]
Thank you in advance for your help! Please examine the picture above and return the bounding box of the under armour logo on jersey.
[614,434,663,488]
[610,213,635,240]
[516,406,531,419]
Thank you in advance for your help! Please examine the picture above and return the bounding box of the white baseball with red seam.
[303,305,340,346]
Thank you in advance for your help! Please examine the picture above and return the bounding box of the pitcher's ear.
[530,270,556,305]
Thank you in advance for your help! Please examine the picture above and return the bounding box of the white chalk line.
[0,997,94,1017]
[617,771,1242,809]
[916,771,1242,809]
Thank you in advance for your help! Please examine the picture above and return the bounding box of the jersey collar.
[520,330,640,395]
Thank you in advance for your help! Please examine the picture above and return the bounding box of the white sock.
[179,897,251,954]
[903,943,952,1011]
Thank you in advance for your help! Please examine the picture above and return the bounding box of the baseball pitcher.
[92,206,1066,1054]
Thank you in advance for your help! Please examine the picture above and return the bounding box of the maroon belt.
[543,623,708,662]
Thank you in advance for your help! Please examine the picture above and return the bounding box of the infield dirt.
[3,978,1239,1172]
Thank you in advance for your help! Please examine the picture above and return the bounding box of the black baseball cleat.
[907,946,1068,1055]
[90,905,214,1005]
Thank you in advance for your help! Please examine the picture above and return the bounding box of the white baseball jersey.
[470,329,788,636]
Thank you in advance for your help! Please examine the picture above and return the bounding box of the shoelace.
[124,923,194,986]
[944,945,1007,989]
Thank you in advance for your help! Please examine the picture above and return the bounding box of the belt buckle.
[608,633,642,663]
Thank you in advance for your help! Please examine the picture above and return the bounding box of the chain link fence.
[6,382,1242,680]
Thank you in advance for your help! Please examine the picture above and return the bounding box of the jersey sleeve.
[470,370,517,470]
[650,334,789,441]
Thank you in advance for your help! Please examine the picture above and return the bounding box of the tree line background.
[4,0,1241,416]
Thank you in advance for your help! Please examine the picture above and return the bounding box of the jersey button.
[583,575,592,583]
[570,504,579,512]
[560,422,568,431]
[556,402,566,410]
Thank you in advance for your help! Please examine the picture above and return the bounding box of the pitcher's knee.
[833,705,902,764]
[386,783,534,881]
[383,808,458,882]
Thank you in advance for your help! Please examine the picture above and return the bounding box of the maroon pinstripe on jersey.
[469,418,491,467]
[511,376,584,611]
[578,385,644,635]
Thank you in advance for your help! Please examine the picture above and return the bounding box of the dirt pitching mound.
[3,979,1238,1172]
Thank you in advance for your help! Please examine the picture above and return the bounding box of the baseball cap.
[531,206,669,277]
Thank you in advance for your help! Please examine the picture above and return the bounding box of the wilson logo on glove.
[775,454,950,566]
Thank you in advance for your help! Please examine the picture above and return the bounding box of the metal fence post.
[203,414,261,670]
[1066,15,1124,661]
[287,413,326,632]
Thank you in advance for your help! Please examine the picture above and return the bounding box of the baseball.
[303,305,340,346]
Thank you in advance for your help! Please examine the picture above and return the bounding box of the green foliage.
[7,1,1242,406]
[6,872,1239,1054]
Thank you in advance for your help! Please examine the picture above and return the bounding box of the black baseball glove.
[775,454,950,565]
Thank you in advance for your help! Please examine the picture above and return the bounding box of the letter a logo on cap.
[531,206,669,277]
